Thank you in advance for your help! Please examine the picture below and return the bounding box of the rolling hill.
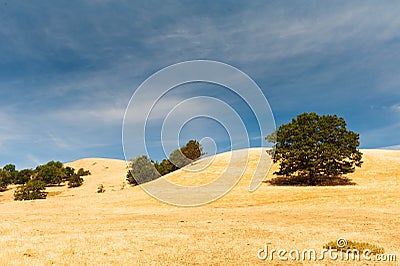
[0,148,399,265]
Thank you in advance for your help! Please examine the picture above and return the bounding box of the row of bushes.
[126,140,204,185]
[0,161,90,200]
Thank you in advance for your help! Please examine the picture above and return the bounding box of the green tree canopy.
[154,159,177,176]
[169,139,204,169]
[127,155,160,185]
[67,174,84,188]
[35,161,66,186]
[64,166,75,179]
[169,148,191,169]
[267,112,363,185]
[0,169,11,191]
[2,164,17,187]
[14,179,47,200]
[181,140,204,160]
[14,169,34,185]
[3,164,16,174]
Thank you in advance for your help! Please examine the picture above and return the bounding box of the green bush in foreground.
[324,240,385,254]
[14,180,48,201]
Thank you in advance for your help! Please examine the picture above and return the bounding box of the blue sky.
[1,1,399,169]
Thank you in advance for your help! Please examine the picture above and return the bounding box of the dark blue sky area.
[0,1,399,168]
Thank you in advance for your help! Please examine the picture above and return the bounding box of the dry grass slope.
[0,149,399,265]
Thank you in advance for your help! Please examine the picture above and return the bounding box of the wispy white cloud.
[391,104,400,112]
[51,106,126,124]
[143,3,400,67]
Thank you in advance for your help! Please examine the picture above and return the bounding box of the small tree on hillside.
[126,170,137,186]
[126,139,205,182]
[169,139,205,169]
[77,168,91,177]
[68,174,84,188]
[14,169,33,185]
[14,179,47,200]
[64,166,75,181]
[181,140,204,160]
[0,164,18,189]
[35,161,66,186]
[0,169,11,191]
[169,148,191,168]
[3,164,16,173]
[154,159,177,176]
[266,112,363,185]
[97,184,105,193]
[126,155,160,185]
[3,164,17,181]
[66,167,90,188]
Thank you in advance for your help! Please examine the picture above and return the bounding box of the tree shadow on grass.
[265,175,356,186]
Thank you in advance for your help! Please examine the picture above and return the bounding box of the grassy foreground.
[0,149,399,265]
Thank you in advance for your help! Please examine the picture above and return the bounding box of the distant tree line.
[127,139,204,185]
[0,161,90,200]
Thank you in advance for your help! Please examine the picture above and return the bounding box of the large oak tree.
[267,112,363,185]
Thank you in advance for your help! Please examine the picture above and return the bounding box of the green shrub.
[154,159,176,176]
[14,169,33,185]
[126,155,160,185]
[3,164,17,185]
[169,140,204,169]
[68,174,84,188]
[0,169,11,191]
[77,168,91,176]
[126,170,137,186]
[64,166,75,181]
[169,149,191,169]
[97,184,105,193]
[181,139,205,160]
[67,168,90,188]
[14,179,47,201]
[35,161,66,186]
[324,240,385,254]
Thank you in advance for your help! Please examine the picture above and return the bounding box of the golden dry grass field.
[0,148,399,265]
